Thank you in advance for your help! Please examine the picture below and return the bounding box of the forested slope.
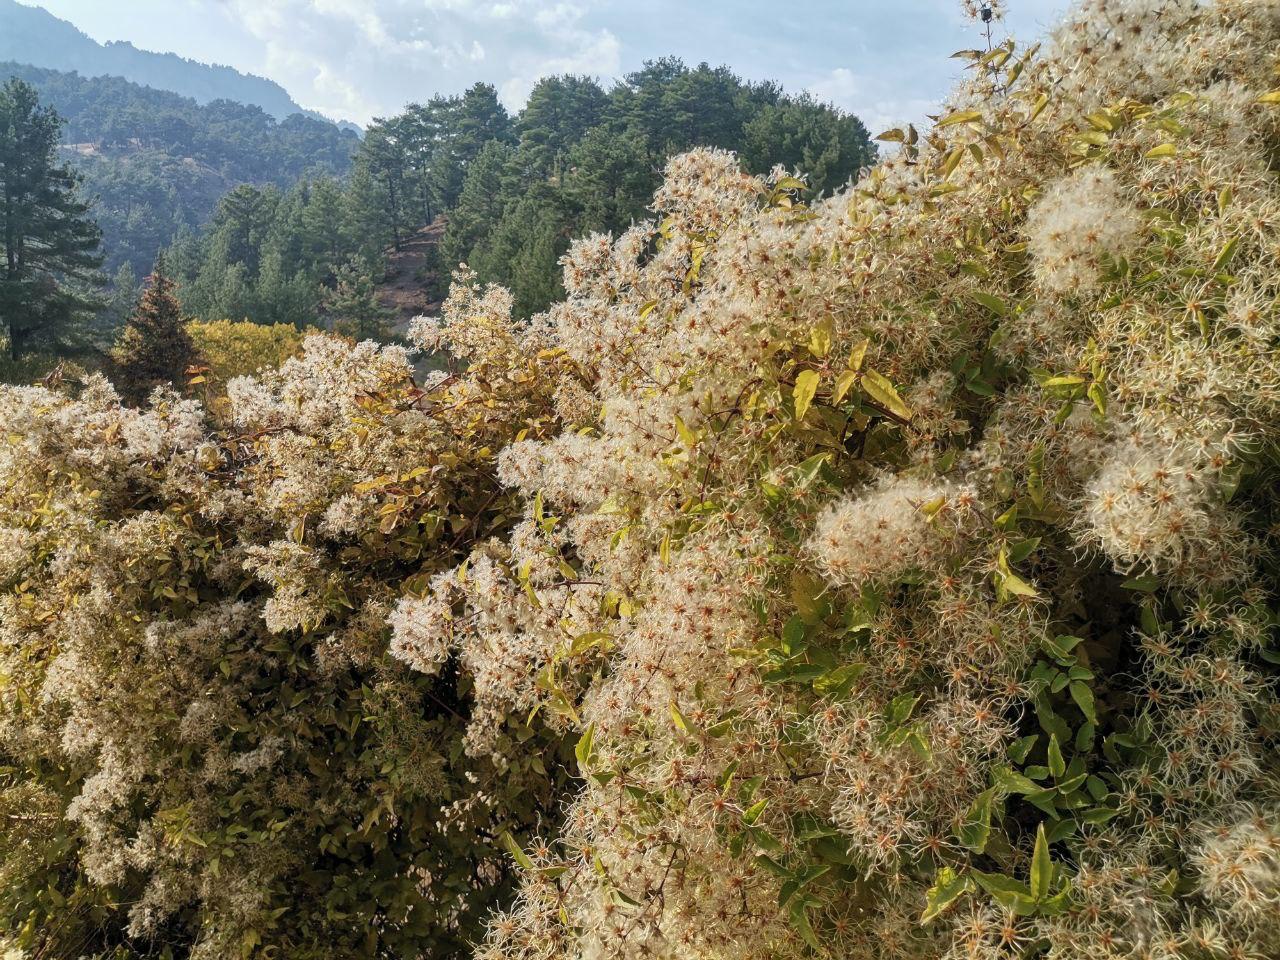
[3,61,359,278]
[170,61,876,326]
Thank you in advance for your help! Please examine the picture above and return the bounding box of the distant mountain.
[0,0,311,121]
[3,61,359,276]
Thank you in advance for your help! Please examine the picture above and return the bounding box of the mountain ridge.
[0,0,325,122]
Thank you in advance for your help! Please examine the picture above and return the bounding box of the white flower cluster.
[1080,439,1247,586]
[808,478,980,591]
[1026,167,1142,294]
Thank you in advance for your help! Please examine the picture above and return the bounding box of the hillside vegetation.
[4,61,358,277]
[170,62,875,326]
[2,2,1279,960]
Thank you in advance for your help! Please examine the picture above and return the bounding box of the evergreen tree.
[105,260,138,328]
[517,76,608,177]
[439,139,515,271]
[298,175,348,270]
[322,257,393,342]
[112,253,198,404]
[356,120,411,250]
[0,77,104,362]
[742,96,874,196]
[454,83,515,167]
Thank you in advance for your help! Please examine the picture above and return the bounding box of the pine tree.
[0,78,104,362]
[112,253,199,404]
[322,257,393,342]
[105,261,138,328]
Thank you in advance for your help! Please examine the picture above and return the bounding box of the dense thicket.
[0,289,576,958]
[3,2,1278,960]
[5,62,358,276]
[169,64,875,324]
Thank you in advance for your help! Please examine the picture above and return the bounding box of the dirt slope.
[379,219,446,333]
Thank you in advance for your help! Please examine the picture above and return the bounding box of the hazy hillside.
[0,0,310,120]
[2,61,359,276]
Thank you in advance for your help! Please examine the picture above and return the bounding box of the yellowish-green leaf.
[1031,823,1053,900]
[1084,111,1116,132]
[832,369,859,404]
[501,831,535,870]
[575,723,596,771]
[922,867,973,924]
[1255,91,1280,104]
[1212,237,1240,271]
[1042,375,1086,389]
[670,700,692,733]
[860,368,913,421]
[674,414,697,449]
[847,337,869,372]
[808,321,833,359]
[793,370,820,421]
[1144,143,1177,159]
[938,109,983,127]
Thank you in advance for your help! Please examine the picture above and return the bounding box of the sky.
[22,0,1071,131]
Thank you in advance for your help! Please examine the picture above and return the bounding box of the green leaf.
[1047,735,1066,779]
[501,831,535,870]
[971,291,1008,316]
[1008,734,1038,764]
[921,867,973,923]
[1121,573,1160,592]
[1038,880,1074,916]
[743,798,769,825]
[1031,823,1053,900]
[1087,380,1107,415]
[887,693,920,726]
[1144,143,1177,159]
[813,662,866,698]
[972,869,1032,912]
[1211,237,1240,272]
[1007,537,1041,564]
[992,766,1041,795]
[907,728,933,763]
[1069,681,1096,723]
[957,788,998,853]
[789,902,821,950]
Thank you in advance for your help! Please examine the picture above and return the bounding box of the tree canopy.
[168,63,875,327]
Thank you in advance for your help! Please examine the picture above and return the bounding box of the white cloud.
[807,66,939,139]
[215,0,617,123]
[35,0,1076,130]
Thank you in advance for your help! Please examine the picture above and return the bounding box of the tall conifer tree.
[0,78,103,362]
